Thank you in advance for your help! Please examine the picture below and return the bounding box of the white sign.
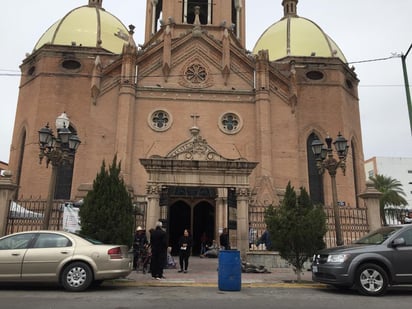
[63,204,81,233]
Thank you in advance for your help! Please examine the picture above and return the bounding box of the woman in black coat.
[177,229,192,273]
[150,222,168,279]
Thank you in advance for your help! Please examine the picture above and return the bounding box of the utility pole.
[401,43,412,134]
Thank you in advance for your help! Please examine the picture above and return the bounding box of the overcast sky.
[1,0,411,163]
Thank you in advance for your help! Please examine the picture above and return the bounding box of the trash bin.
[218,250,241,291]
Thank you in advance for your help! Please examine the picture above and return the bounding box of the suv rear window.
[355,226,401,245]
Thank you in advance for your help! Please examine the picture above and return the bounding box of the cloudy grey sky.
[1,0,411,163]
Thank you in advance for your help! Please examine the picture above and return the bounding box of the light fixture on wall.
[38,112,81,229]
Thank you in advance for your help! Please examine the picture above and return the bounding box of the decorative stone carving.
[179,56,213,88]
[146,184,161,195]
[166,126,227,161]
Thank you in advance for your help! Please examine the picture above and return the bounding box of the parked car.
[0,231,132,291]
[312,224,412,296]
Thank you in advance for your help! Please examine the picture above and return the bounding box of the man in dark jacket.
[150,221,168,280]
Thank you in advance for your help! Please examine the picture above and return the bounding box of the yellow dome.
[253,2,346,62]
[34,5,129,54]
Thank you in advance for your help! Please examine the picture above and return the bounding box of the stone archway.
[140,127,258,257]
[169,201,191,255]
[193,201,215,255]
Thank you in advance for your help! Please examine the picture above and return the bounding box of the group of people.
[132,225,232,279]
[132,221,171,280]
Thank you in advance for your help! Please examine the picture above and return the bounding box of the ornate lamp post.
[38,112,81,229]
[311,132,349,246]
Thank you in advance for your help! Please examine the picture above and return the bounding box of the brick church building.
[8,0,365,255]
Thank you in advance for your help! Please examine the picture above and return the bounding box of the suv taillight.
[108,247,122,259]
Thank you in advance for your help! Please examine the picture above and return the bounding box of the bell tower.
[144,0,246,47]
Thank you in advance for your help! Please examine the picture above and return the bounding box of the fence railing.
[6,199,64,234]
[323,207,369,247]
[248,205,371,249]
[5,199,147,236]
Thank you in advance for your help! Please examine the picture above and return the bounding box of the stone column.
[215,188,228,241]
[0,171,18,236]
[236,187,250,259]
[359,180,383,232]
[145,185,161,232]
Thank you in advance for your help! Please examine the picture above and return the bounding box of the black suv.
[312,224,412,296]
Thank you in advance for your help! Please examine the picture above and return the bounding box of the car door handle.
[60,251,70,254]
[11,253,20,256]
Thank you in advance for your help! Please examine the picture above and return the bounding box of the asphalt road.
[0,284,412,309]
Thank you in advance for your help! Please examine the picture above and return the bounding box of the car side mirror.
[391,237,406,247]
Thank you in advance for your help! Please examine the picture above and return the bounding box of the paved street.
[1,284,412,309]
[0,257,411,309]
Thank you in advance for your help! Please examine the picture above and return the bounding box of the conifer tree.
[79,155,134,247]
[265,182,327,281]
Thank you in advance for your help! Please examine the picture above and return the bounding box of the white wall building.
[364,157,412,207]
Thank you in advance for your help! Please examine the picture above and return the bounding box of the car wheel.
[355,263,388,296]
[61,262,93,292]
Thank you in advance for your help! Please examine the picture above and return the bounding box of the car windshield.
[73,233,103,245]
[355,226,402,245]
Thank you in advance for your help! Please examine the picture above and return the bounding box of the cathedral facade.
[8,0,365,256]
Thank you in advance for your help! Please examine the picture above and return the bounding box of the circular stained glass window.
[185,64,207,83]
[219,112,242,134]
[149,110,172,132]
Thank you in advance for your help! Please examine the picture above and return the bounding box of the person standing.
[248,223,256,249]
[177,229,192,273]
[200,232,208,256]
[219,227,230,250]
[133,226,148,270]
[150,221,168,280]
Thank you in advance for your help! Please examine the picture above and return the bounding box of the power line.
[347,55,400,65]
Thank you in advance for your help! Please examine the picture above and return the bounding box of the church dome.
[253,1,346,62]
[34,1,129,54]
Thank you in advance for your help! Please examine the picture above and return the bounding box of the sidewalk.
[111,256,319,288]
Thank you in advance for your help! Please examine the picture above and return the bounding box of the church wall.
[129,90,259,195]
[9,48,125,199]
[266,92,302,192]
[292,62,364,208]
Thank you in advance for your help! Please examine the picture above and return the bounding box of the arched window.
[307,133,324,204]
[15,129,26,198]
[54,125,77,199]
[153,0,163,33]
[184,0,211,24]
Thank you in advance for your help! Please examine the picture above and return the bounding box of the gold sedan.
[0,230,132,291]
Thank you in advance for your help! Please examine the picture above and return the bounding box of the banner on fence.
[63,203,81,233]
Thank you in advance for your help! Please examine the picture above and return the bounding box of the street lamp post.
[38,112,81,230]
[311,132,349,246]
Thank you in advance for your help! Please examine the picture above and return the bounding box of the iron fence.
[6,199,65,234]
[5,199,147,237]
[248,204,371,249]
[323,207,369,247]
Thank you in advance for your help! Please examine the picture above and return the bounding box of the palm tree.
[369,174,408,225]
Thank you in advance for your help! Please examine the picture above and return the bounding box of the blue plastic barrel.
[218,250,241,291]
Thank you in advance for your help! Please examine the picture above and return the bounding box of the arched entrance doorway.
[169,201,191,255]
[168,193,215,256]
[193,201,214,255]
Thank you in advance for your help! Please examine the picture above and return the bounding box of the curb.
[105,279,326,289]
